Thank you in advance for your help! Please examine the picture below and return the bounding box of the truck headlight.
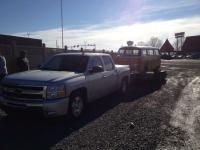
[46,85,66,99]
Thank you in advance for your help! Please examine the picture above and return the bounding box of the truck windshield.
[41,55,89,73]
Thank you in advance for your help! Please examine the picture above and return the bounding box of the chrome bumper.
[0,96,70,117]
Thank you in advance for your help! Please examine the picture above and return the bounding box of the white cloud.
[116,0,200,24]
[142,0,200,14]
[13,16,200,51]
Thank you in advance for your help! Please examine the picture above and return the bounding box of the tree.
[137,41,147,46]
[148,37,163,48]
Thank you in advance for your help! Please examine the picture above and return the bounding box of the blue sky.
[1,0,125,33]
[0,0,200,49]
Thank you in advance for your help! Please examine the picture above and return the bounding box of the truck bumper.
[0,96,70,118]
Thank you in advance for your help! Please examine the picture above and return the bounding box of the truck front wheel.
[69,93,85,119]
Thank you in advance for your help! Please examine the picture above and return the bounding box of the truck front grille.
[2,84,45,103]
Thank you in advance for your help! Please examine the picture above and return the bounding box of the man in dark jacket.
[17,51,29,72]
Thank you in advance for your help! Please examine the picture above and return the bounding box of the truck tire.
[120,79,128,95]
[69,92,85,119]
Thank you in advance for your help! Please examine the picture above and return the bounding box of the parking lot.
[0,59,200,150]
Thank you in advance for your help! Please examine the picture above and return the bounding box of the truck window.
[41,56,62,71]
[88,56,103,69]
[102,56,114,71]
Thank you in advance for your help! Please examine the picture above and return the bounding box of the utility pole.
[60,0,64,49]
[27,32,30,38]
[84,41,87,50]
[56,40,58,48]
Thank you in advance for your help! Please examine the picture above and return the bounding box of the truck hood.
[3,70,84,86]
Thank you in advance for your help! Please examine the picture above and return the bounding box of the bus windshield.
[119,49,140,56]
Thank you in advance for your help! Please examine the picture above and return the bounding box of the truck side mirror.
[89,66,103,74]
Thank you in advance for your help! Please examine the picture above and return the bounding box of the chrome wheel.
[71,96,84,118]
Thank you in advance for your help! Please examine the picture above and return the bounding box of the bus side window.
[154,50,159,55]
[153,50,156,55]
[125,50,133,55]
[147,49,154,55]
[119,49,125,54]
[133,50,140,55]
[142,49,147,56]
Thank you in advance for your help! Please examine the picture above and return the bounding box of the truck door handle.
[103,75,107,78]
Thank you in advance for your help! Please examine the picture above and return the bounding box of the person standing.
[0,53,8,80]
[17,51,30,72]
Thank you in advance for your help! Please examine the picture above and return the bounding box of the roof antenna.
[127,41,134,46]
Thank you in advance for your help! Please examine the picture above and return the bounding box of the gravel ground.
[0,59,200,150]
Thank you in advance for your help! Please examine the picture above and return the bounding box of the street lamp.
[60,0,64,49]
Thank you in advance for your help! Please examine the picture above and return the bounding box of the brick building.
[0,34,42,47]
[0,34,46,73]
[160,39,174,55]
[182,35,200,54]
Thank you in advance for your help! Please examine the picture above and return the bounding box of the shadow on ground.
[0,75,166,150]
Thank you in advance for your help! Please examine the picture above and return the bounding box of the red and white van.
[116,44,161,75]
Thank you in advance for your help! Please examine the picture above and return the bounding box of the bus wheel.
[153,67,161,74]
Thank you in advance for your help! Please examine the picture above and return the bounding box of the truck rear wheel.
[120,79,128,95]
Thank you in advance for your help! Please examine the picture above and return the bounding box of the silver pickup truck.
[0,53,130,118]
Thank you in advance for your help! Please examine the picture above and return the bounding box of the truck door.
[86,56,106,101]
[102,56,118,95]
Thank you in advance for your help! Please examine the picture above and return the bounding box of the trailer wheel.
[120,79,128,95]
[153,66,161,74]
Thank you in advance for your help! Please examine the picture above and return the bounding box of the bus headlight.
[46,85,66,99]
